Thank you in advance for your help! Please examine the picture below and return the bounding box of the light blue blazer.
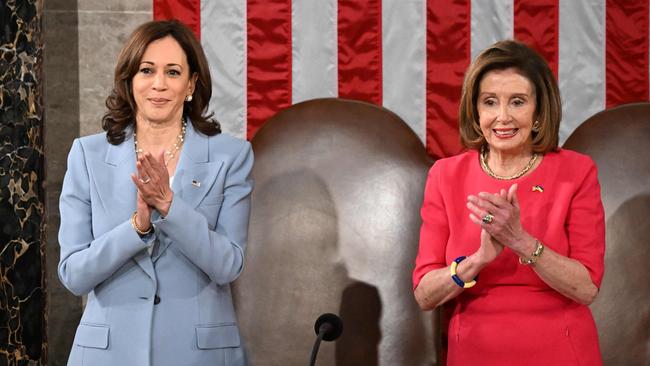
[58,122,253,366]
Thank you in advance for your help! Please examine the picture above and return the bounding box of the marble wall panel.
[0,0,46,364]
[46,0,76,11]
[43,2,82,365]
[78,10,152,136]
[43,1,151,364]
[78,0,151,12]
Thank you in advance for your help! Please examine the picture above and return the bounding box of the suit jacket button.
[154,295,161,305]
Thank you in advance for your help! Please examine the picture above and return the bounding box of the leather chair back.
[233,98,436,365]
[563,102,650,365]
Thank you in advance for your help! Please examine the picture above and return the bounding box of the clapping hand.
[131,151,174,217]
[467,184,530,254]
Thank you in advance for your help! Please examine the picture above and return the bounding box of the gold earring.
[532,120,541,132]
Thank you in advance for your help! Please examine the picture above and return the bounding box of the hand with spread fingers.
[130,151,174,217]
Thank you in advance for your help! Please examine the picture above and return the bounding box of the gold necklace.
[134,120,187,166]
[480,145,538,180]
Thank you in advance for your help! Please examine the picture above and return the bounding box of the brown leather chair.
[232,98,436,365]
[563,102,650,366]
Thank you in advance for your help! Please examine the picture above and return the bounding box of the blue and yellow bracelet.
[450,256,477,288]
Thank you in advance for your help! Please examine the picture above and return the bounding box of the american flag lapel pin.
[532,185,544,193]
[192,180,201,188]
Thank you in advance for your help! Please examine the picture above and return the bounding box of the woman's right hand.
[130,168,154,232]
[134,189,152,233]
[470,188,507,265]
[475,228,504,265]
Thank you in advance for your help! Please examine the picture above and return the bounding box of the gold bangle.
[519,240,544,265]
[131,212,152,236]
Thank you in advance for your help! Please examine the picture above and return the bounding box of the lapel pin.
[532,185,544,193]
[192,180,201,188]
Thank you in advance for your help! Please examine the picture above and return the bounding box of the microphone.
[309,313,343,366]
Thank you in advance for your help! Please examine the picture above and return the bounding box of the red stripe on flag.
[514,0,559,77]
[425,0,469,158]
[338,0,383,105]
[247,0,292,139]
[153,0,201,39]
[605,0,649,107]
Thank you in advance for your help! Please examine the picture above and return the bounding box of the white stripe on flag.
[382,0,427,143]
[471,0,513,61]
[192,0,635,153]
[202,0,247,139]
[292,0,338,104]
[558,0,605,144]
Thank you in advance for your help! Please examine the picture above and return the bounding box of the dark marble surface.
[0,0,46,364]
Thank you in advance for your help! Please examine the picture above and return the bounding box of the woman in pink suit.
[413,40,605,366]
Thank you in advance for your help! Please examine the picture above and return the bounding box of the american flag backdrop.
[153,0,649,158]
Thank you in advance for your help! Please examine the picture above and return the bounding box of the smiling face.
[132,36,196,126]
[477,67,537,156]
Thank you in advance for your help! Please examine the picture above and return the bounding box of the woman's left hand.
[131,151,173,217]
[467,184,534,254]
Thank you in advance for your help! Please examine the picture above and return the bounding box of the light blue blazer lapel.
[153,123,223,262]
[96,130,155,281]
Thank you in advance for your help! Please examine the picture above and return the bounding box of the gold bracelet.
[519,240,544,265]
[131,212,152,236]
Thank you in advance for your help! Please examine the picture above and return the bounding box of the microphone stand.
[309,323,330,366]
[309,314,342,366]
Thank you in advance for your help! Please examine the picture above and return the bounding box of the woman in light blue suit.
[58,20,252,366]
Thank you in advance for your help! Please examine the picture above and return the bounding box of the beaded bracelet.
[131,212,153,236]
[450,256,477,289]
[519,240,545,265]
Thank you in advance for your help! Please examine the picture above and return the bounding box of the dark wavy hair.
[102,20,220,145]
[458,40,561,153]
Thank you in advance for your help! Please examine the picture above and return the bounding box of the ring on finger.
[482,213,494,224]
[139,177,151,184]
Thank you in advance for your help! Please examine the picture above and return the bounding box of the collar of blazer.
[101,121,223,209]
[95,122,224,273]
